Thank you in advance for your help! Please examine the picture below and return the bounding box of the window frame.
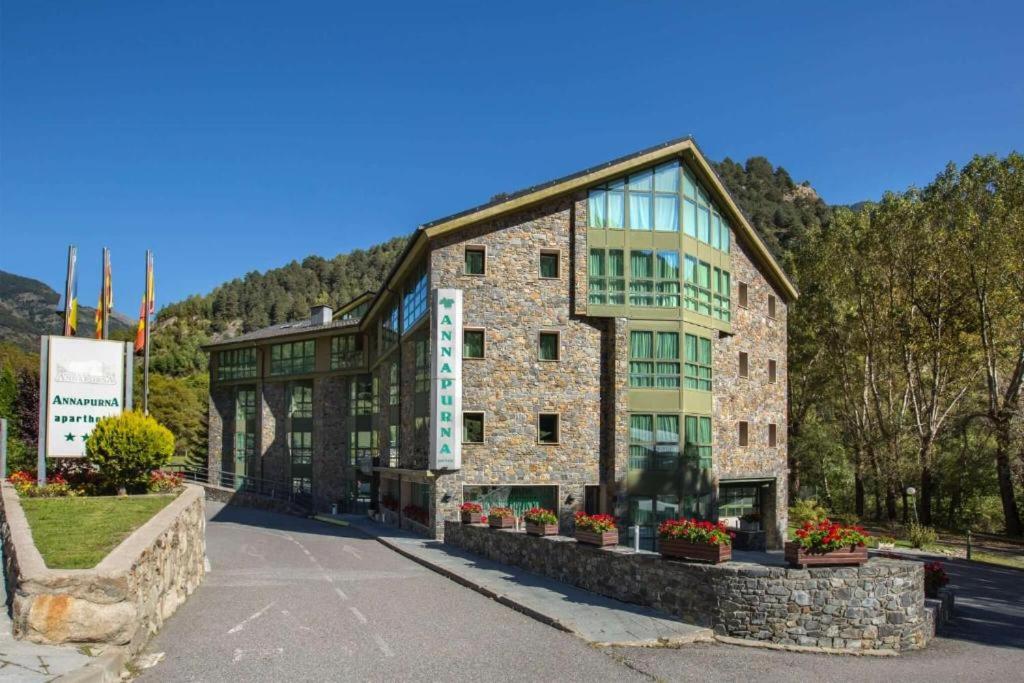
[629,330,681,389]
[329,334,364,370]
[738,420,749,447]
[463,327,486,360]
[768,294,777,319]
[464,245,487,276]
[537,412,560,445]
[738,281,749,308]
[269,339,316,376]
[539,249,561,279]
[538,330,561,362]
[768,358,777,384]
[683,333,712,392]
[462,411,485,444]
[739,351,749,379]
[768,423,778,447]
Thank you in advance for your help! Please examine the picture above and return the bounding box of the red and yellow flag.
[134,253,154,354]
[95,253,113,339]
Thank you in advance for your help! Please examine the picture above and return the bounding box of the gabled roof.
[362,136,798,325]
[203,315,358,350]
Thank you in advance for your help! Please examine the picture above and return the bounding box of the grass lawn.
[20,494,177,569]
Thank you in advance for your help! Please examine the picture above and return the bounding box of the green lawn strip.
[19,495,176,569]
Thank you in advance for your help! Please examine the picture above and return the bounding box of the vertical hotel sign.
[429,289,462,470]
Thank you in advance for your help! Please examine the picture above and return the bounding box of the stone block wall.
[428,196,605,531]
[445,523,929,652]
[1,484,206,655]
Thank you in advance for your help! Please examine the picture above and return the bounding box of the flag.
[67,252,79,335]
[134,253,154,354]
[95,250,113,339]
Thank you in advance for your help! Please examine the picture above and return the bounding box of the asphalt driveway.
[138,503,1024,681]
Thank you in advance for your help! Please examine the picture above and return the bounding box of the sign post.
[37,336,131,484]
[429,289,463,470]
[1,418,8,479]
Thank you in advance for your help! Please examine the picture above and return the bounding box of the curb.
[713,635,899,657]
[54,647,128,683]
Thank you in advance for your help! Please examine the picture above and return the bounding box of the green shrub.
[907,523,938,549]
[831,511,861,526]
[789,499,829,526]
[85,411,174,494]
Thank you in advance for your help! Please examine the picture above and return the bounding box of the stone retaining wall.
[1,483,206,655]
[445,522,929,652]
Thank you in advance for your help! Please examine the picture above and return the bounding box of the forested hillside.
[0,270,132,351]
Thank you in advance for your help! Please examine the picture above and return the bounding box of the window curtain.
[588,190,607,228]
[683,198,697,237]
[656,415,679,443]
[607,182,625,228]
[656,332,678,360]
[657,251,679,279]
[698,337,712,365]
[630,331,653,358]
[684,333,698,362]
[589,249,605,277]
[683,168,696,198]
[631,251,653,278]
[629,192,652,229]
[630,414,654,443]
[697,206,710,242]
[655,195,678,231]
[654,162,679,192]
[608,250,625,277]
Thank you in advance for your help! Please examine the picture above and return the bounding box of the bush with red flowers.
[459,502,483,514]
[149,469,185,493]
[574,511,617,532]
[523,507,558,525]
[658,518,733,546]
[7,470,77,498]
[924,561,949,597]
[402,504,429,525]
[793,519,869,553]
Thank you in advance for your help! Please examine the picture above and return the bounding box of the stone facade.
[446,522,929,652]
[0,483,206,655]
[428,196,605,531]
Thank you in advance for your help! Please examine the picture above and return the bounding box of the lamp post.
[906,486,919,526]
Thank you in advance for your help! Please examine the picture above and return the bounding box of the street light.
[906,486,919,525]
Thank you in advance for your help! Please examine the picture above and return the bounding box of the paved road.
[140,503,1024,681]
[138,503,644,682]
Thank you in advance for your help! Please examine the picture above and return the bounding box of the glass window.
[538,332,559,361]
[629,250,654,307]
[628,169,653,230]
[402,266,428,331]
[588,248,625,305]
[629,413,680,470]
[414,339,430,394]
[718,485,760,518]
[218,348,257,381]
[684,334,712,391]
[684,256,713,316]
[380,301,399,349]
[463,329,484,359]
[330,335,363,370]
[463,412,484,443]
[350,374,377,416]
[388,360,399,406]
[539,250,560,278]
[465,247,485,275]
[270,340,315,375]
[656,251,680,307]
[538,413,559,444]
[684,415,712,468]
[630,331,680,388]
[713,268,731,322]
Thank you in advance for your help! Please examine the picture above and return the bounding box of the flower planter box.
[785,542,868,568]
[460,511,482,525]
[526,521,558,536]
[877,542,896,550]
[489,516,515,529]
[576,529,618,547]
[659,538,731,563]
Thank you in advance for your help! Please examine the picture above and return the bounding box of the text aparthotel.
[204,137,794,548]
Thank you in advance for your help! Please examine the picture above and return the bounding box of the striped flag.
[134,253,154,353]
[95,251,113,339]
[67,249,79,335]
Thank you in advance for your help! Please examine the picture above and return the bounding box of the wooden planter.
[785,542,868,568]
[460,511,482,525]
[525,521,558,536]
[489,516,515,529]
[659,538,732,563]
[576,529,619,547]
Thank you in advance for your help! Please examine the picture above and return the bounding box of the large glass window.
[629,331,680,388]
[589,162,679,231]
[684,415,713,469]
[629,414,680,470]
[232,387,257,485]
[713,267,731,322]
[682,168,730,253]
[588,248,625,305]
[463,329,484,359]
[718,485,760,518]
[218,348,257,381]
[288,381,314,496]
[684,334,713,391]
[414,339,430,394]
[388,360,399,407]
[330,335,363,370]
[402,266,428,331]
[270,340,315,375]
[684,256,713,316]
[380,301,399,350]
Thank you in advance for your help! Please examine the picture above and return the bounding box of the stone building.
[205,137,796,548]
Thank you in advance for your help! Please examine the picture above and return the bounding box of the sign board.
[41,336,130,458]
[429,288,462,470]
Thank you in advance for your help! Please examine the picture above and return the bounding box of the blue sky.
[1,1,1021,309]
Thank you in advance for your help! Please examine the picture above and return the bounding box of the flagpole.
[63,245,76,336]
[102,248,111,340]
[143,250,152,415]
